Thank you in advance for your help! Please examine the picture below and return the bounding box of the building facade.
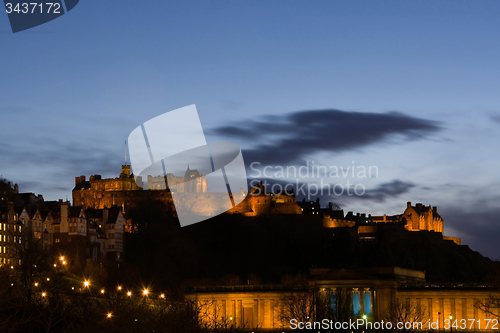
[189,267,497,331]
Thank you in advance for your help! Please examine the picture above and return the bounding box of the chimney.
[13,184,19,193]
[407,201,411,209]
[433,206,437,213]
[416,203,423,209]
[383,214,386,222]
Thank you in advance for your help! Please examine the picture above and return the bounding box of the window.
[55,239,60,243]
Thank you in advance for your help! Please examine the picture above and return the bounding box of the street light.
[143,289,149,296]
[160,293,165,299]
[107,313,112,318]
[41,292,46,297]
[101,289,105,294]
[117,286,122,291]
[84,280,90,288]
[127,291,132,297]
[60,256,64,261]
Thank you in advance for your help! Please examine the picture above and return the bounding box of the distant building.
[320,201,461,245]
[73,165,207,211]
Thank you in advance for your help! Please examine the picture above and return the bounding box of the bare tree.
[384,299,429,333]
[475,295,500,319]
[277,289,318,326]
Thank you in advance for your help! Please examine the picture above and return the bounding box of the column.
[353,288,360,316]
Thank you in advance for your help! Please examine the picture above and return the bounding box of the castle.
[73,165,207,211]
[73,165,302,216]
[301,200,461,245]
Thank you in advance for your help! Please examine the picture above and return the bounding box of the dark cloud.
[212,109,442,165]
[248,178,415,205]
[356,180,416,203]
[490,114,500,124]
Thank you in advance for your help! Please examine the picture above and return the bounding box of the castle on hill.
[72,165,302,216]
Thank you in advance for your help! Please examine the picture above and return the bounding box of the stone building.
[73,165,207,211]
[401,201,443,233]
[189,267,497,330]
[0,202,17,265]
[73,166,302,217]
[322,201,461,245]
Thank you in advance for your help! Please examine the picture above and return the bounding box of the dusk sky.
[2,1,500,257]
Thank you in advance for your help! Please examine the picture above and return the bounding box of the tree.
[277,288,319,327]
[384,299,429,333]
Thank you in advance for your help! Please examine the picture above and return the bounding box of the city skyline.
[2,1,500,257]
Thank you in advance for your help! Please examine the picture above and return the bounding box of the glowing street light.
[41,292,46,297]
[101,289,105,294]
[160,294,165,299]
[107,313,112,318]
[127,291,132,297]
[143,289,149,296]
[46,278,50,281]
[117,286,122,291]
[53,264,57,267]
[34,282,38,287]
[60,256,64,261]
[84,280,90,288]
[62,261,66,265]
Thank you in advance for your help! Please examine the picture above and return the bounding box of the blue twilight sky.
[1,1,500,257]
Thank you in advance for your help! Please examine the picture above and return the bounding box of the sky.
[1,0,500,257]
